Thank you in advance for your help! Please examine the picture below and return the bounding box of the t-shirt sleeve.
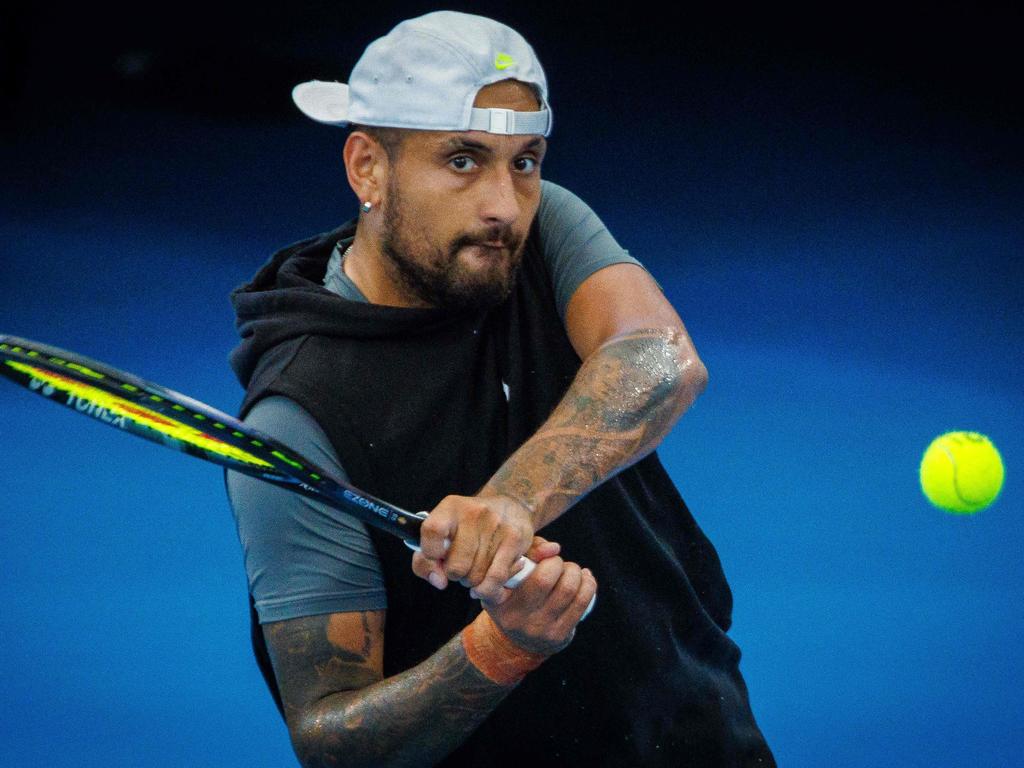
[537,179,647,321]
[225,395,387,623]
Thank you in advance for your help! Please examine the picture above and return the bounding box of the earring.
[361,201,373,214]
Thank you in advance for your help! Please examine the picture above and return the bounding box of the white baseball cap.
[291,11,552,136]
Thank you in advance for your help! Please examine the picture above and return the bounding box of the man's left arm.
[415,262,707,599]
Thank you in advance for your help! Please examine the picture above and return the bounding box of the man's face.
[376,80,547,311]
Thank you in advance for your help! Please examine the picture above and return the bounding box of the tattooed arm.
[484,262,706,529]
[266,610,510,768]
[265,544,594,768]
[416,263,706,599]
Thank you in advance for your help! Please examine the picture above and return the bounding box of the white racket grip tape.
[406,518,596,620]
[502,555,535,588]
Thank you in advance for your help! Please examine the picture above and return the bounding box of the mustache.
[451,226,520,252]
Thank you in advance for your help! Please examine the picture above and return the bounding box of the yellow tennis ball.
[920,431,1005,514]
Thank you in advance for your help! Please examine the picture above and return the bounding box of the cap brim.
[292,81,352,125]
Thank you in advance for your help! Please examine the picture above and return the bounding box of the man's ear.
[343,131,387,208]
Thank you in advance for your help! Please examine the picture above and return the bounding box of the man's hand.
[483,550,598,656]
[411,497,539,603]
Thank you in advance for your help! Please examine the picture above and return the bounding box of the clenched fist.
[411,494,539,603]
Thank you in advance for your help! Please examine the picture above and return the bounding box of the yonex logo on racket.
[67,393,129,429]
[2,336,420,543]
[27,376,56,397]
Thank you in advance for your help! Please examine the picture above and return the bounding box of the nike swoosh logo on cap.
[494,53,515,70]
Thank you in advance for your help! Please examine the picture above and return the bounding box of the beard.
[378,178,526,312]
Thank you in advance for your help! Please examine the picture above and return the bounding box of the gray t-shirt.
[227,179,643,623]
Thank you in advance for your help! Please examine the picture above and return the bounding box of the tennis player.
[226,11,775,766]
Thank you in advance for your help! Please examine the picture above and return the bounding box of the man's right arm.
[266,551,596,768]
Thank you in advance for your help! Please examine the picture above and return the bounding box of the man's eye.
[450,156,477,171]
[514,157,539,173]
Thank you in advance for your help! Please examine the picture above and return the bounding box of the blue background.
[2,3,1021,765]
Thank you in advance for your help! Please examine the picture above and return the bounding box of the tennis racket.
[0,334,549,595]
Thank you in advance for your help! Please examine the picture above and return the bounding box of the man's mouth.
[466,242,507,255]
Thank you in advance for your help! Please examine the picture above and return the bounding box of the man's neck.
[343,231,430,309]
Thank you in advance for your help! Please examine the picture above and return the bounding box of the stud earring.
[361,201,373,214]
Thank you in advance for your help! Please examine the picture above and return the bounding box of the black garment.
[228,216,776,766]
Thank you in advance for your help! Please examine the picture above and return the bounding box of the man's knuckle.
[534,560,563,588]
[445,559,469,579]
[560,561,582,583]
[555,578,578,601]
[535,573,559,594]
[545,627,566,645]
[477,584,500,601]
[448,565,468,580]
[421,517,445,535]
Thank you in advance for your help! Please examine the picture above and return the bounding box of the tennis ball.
[919,431,1004,514]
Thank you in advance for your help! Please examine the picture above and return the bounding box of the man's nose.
[479,167,520,226]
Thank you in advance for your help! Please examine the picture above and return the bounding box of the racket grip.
[502,555,535,588]
[405,539,596,620]
[504,556,596,619]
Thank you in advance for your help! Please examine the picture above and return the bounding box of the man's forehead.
[416,131,547,154]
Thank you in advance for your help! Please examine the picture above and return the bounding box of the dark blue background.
[2,3,1021,765]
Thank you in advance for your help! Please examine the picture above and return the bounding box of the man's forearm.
[292,632,512,768]
[483,326,707,528]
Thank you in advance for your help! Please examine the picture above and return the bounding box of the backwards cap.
[292,11,552,136]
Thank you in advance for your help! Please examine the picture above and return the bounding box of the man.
[226,11,775,767]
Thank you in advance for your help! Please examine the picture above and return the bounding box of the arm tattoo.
[487,327,706,527]
[265,613,512,768]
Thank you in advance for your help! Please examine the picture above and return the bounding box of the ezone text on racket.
[342,489,397,521]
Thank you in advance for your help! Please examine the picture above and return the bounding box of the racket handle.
[506,556,596,619]
[502,555,535,588]
[405,538,596,620]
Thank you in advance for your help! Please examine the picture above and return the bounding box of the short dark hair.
[351,124,409,162]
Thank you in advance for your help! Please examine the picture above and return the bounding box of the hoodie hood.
[228,219,461,388]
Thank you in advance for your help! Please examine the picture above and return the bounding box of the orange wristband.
[461,611,548,686]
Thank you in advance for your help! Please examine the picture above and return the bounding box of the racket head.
[0,335,422,541]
